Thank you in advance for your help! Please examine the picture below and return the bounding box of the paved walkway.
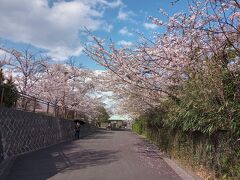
[7,130,197,180]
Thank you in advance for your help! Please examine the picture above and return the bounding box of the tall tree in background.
[97,106,110,123]
[0,47,106,120]
[0,48,48,95]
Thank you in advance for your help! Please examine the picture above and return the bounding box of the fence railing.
[0,86,82,120]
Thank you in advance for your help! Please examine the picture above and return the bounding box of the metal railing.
[0,86,81,120]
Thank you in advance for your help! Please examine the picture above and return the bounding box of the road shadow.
[82,129,114,140]
[7,131,119,180]
[52,148,119,172]
[111,128,131,131]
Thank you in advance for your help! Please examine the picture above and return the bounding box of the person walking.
[75,122,81,139]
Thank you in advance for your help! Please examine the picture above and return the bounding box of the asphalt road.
[7,129,195,180]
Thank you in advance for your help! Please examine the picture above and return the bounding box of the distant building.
[108,115,132,129]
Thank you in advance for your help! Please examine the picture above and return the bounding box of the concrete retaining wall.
[0,107,91,162]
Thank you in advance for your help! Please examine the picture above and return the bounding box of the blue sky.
[0,0,189,70]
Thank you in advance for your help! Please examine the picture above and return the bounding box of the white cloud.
[119,27,133,36]
[0,49,6,57]
[117,8,135,21]
[0,0,121,60]
[100,0,123,8]
[103,24,114,32]
[143,23,158,30]
[0,49,7,66]
[47,46,83,61]
[0,49,13,66]
[117,40,133,47]
[94,69,107,76]
[83,0,122,9]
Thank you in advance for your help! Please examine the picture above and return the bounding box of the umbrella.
[74,119,86,125]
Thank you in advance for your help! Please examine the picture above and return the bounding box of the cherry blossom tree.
[0,47,48,95]
[34,62,102,119]
[0,47,106,120]
[84,0,240,116]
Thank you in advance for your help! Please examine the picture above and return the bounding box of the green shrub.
[132,118,145,135]
[0,69,18,107]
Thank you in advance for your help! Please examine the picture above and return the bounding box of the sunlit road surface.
[7,129,196,180]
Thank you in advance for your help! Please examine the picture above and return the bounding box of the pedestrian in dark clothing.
[75,122,81,139]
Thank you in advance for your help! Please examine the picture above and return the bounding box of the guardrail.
[0,86,81,120]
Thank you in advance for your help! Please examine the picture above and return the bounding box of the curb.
[163,157,202,180]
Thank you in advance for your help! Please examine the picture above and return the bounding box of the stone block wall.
[0,107,86,162]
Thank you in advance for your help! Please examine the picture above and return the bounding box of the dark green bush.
[0,69,18,107]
